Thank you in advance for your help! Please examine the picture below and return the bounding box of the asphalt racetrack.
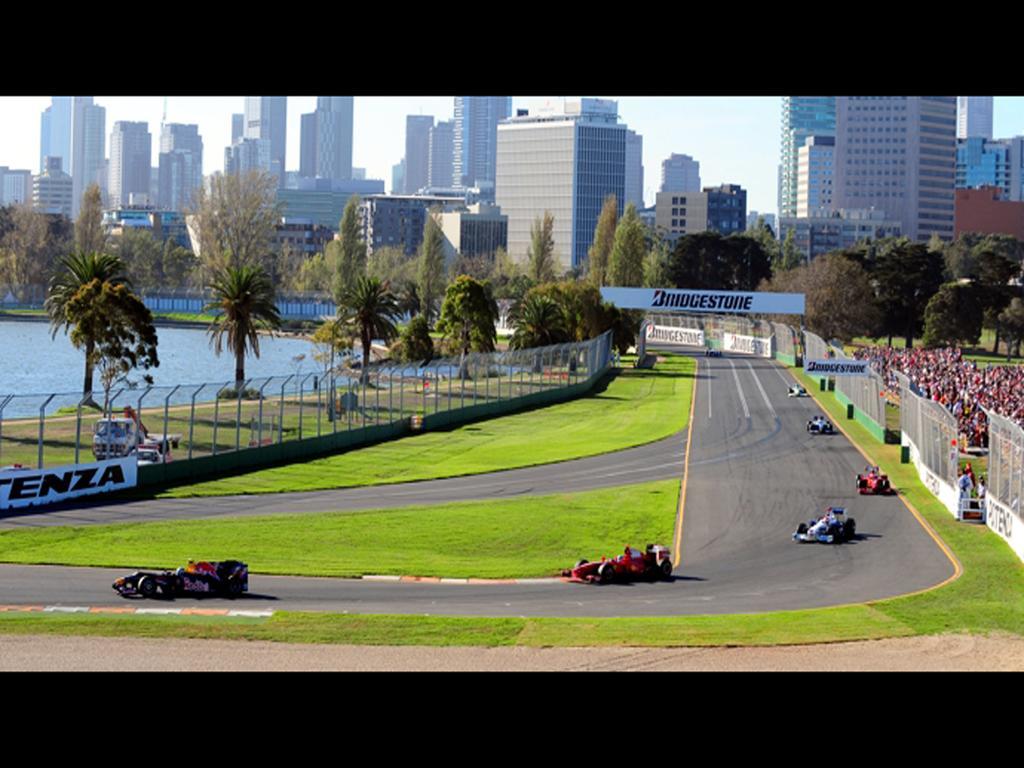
[0,349,957,617]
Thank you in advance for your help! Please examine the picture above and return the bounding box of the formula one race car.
[807,415,835,434]
[705,348,722,357]
[793,507,857,544]
[113,559,249,599]
[788,385,809,398]
[857,465,893,495]
[563,544,674,584]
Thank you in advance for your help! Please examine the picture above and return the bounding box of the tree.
[667,231,771,291]
[0,205,68,294]
[436,275,498,378]
[746,216,780,269]
[46,252,134,398]
[292,250,335,294]
[587,195,618,286]
[999,298,1024,358]
[527,281,603,342]
[161,240,200,290]
[394,315,434,363]
[922,283,984,348]
[75,184,107,256]
[114,229,164,293]
[777,228,802,272]
[188,171,281,274]
[337,276,401,382]
[417,212,446,324]
[204,264,282,388]
[368,245,415,286]
[872,239,945,347]
[608,203,646,287]
[509,293,568,350]
[332,195,367,301]
[975,248,1020,354]
[643,237,671,288]
[527,211,558,283]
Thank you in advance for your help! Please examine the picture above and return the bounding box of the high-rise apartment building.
[957,96,994,140]
[0,167,32,205]
[779,97,835,218]
[778,208,903,261]
[796,135,835,217]
[428,120,455,189]
[109,121,152,207]
[956,137,1011,198]
[660,153,701,193]
[70,97,106,218]
[625,130,644,208]
[39,97,72,174]
[392,159,405,196]
[158,124,203,211]
[244,97,287,185]
[834,96,957,242]
[654,184,747,242]
[453,97,512,196]
[316,97,354,182]
[33,156,73,217]
[404,116,434,194]
[495,98,626,271]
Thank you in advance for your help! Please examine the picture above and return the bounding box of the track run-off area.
[0,347,959,619]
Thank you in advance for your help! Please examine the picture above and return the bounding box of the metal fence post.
[188,384,209,460]
[0,395,11,465]
[279,375,294,444]
[38,394,55,468]
[162,385,180,464]
[212,383,230,456]
[257,379,273,448]
[235,378,251,452]
[299,373,315,440]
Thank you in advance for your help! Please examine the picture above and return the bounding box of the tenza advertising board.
[0,457,137,509]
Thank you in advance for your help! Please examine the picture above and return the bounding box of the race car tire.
[574,559,589,570]
[597,563,615,584]
[659,559,673,579]
[846,518,856,541]
[139,577,157,598]
[796,523,808,535]
[227,578,243,598]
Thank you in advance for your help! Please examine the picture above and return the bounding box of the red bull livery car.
[563,544,674,584]
[113,559,249,599]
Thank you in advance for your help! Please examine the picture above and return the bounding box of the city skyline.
[4,96,1024,220]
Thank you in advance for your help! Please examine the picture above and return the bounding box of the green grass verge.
[0,480,680,579]
[154,355,696,497]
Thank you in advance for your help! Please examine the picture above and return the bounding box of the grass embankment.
[154,355,696,497]
[0,480,679,579]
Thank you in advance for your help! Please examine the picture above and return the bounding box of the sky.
[4,96,1024,218]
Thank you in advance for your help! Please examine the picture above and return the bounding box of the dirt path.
[2,633,1022,671]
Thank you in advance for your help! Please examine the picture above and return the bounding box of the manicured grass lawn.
[0,480,680,579]
[154,355,696,497]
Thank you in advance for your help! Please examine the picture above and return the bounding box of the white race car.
[793,507,857,544]
[788,385,808,397]
[807,415,835,435]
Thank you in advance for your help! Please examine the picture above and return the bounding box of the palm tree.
[205,264,281,388]
[46,252,130,399]
[337,276,401,382]
[509,294,567,350]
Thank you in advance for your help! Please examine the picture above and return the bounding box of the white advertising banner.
[0,457,137,510]
[723,333,772,358]
[600,287,805,315]
[645,324,705,347]
[805,359,870,376]
[986,497,1024,563]
[905,437,959,518]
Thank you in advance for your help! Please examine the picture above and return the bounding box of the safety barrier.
[829,344,887,443]
[771,322,800,366]
[983,408,1024,561]
[896,371,960,517]
[0,332,613,497]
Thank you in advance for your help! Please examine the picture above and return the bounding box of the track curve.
[0,350,957,617]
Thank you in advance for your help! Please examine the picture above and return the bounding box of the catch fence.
[983,408,1024,557]
[829,343,888,442]
[0,332,613,482]
[896,370,958,492]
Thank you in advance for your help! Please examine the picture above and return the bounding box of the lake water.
[0,320,324,417]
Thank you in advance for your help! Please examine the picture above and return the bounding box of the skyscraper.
[158,123,203,211]
[796,135,835,217]
[109,121,152,207]
[428,120,455,189]
[404,115,434,194]
[316,97,354,182]
[660,154,701,193]
[834,96,957,242]
[957,96,994,140]
[779,97,835,218]
[625,130,644,208]
[453,96,512,197]
[244,97,287,185]
[33,157,73,218]
[300,112,318,179]
[224,138,272,177]
[70,97,106,218]
[231,113,244,144]
[496,98,626,271]
[39,97,72,175]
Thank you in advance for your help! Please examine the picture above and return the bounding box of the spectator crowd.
[853,346,1024,448]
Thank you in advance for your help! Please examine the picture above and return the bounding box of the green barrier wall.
[137,368,611,489]
[833,387,886,444]
[775,352,797,367]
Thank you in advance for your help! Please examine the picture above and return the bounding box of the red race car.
[857,465,893,495]
[563,544,674,584]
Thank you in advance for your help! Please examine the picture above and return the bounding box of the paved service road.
[0,350,957,617]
